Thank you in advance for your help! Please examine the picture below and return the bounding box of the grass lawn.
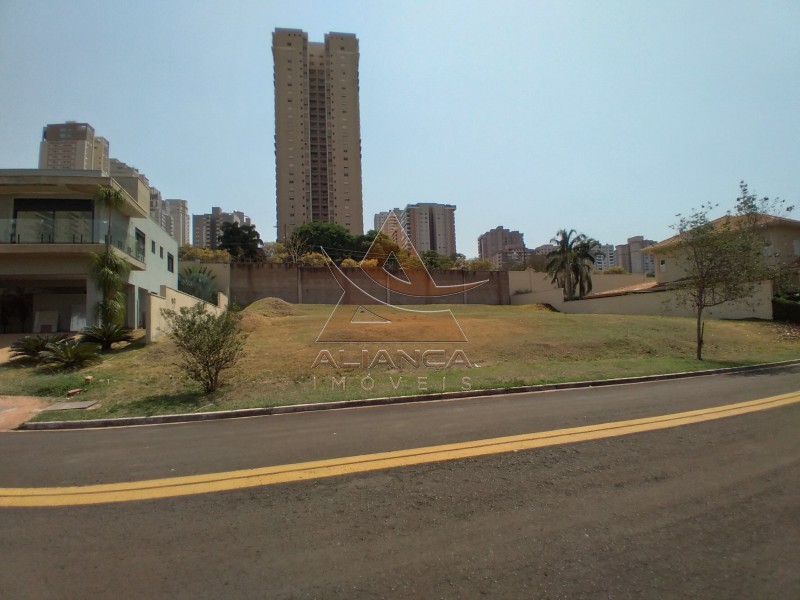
[2,300,798,422]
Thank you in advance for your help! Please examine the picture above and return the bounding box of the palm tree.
[545,230,600,300]
[94,185,126,247]
[546,229,578,299]
[88,249,130,325]
[571,236,601,299]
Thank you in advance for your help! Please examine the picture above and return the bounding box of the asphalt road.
[1,365,799,598]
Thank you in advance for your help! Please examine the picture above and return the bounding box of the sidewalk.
[0,334,51,430]
[0,396,50,431]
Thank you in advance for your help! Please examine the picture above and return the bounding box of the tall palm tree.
[571,236,601,299]
[546,230,601,300]
[89,185,129,326]
[94,185,126,247]
[546,229,578,299]
[88,249,130,325]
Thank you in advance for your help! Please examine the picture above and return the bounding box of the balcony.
[0,217,146,267]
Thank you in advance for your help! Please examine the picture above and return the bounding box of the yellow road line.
[2,392,798,507]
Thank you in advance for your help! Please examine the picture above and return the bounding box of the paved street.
[1,365,798,598]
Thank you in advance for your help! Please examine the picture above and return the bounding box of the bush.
[161,303,247,393]
[38,340,102,370]
[80,323,135,351]
[773,295,800,323]
[10,334,71,363]
[602,266,628,274]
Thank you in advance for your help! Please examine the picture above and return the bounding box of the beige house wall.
[652,219,800,285]
[509,270,648,295]
[509,269,772,320]
[511,280,773,320]
[145,285,229,343]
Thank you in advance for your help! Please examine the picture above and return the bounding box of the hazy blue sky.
[1,0,797,256]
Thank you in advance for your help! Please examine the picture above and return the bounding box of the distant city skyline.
[1,1,798,257]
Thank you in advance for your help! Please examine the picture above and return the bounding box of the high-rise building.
[402,203,457,256]
[193,207,254,249]
[593,244,617,271]
[39,122,109,174]
[273,28,363,240]
[616,236,656,274]
[165,199,191,247]
[150,187,168,230]
[478,226,526,266]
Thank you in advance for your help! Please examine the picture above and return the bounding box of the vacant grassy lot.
[1,300,797,422]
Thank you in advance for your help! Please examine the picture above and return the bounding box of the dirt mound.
[243,297,295,318]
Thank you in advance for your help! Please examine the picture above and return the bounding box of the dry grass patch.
[0,303,795,422]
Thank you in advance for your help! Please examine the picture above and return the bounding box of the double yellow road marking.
[2,392,798,507]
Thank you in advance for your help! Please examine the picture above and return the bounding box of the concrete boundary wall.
[229,263,510,306]
[145,285,229,343]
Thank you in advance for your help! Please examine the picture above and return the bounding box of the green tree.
[218,222,263,260]
[421,250,458,270]
[292,221,356,263]
[666,182,792,360]
[179,265,219,303]
[179,245,232,263]
[161,303,247,393]
[263,241,288,263]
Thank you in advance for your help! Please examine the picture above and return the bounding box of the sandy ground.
[0,395,49,431]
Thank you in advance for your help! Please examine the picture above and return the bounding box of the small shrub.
[161,303,247,394]
[602,266,628,274]
[80,323,135,351]
[773,295,800,323]
[38,340,102,370]
[10,334,71,363]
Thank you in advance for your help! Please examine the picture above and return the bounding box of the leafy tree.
[263,241,288,263]
[340,257,360,267]
[666,182,792,360]
[299,251,331,266]
[179,265,219,303]
[179,245,231,263]
[454,257,496,271]
[283,232,310,264]
[292,221,355,262]
[421,250,458,270]
[545,229,599,299]
[218,222,263,260]
[161,303,247,393]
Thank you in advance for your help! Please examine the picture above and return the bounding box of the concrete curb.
[17,359,800,431]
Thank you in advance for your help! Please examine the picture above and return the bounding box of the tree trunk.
[696,308,704,360]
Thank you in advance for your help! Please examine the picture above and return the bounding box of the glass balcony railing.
[0,218,145,263]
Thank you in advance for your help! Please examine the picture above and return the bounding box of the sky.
[1,0,798,257]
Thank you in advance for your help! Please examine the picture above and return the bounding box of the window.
[160,246,164,259]
[167,253,174,273]
[151,241,156,253]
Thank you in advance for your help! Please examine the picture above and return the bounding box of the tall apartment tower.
[272,28,363,240]
[39,122,110,174]
[165,199,191,246]
[193,207,253,249]
[403,203,457,256]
